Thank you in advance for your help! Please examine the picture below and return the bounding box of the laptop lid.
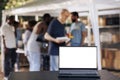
[59,47,98,70]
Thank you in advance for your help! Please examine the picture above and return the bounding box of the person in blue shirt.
[44,9,70,71]
[70,12,87,46]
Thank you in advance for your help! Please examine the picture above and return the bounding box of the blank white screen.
[59,47,97,68]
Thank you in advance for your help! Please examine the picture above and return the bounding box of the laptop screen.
[59,47,97,69]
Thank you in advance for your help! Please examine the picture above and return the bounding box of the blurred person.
[13,21,25,48]
[13,21,21,47]
[15,22,24,48]
[44,9,70,71]
[13,21,21,71]
[27,13,51,71]
[70,12,86,46]
[1,16,17,80]
[23,20,37,61]
[13,21,20,38]
[36,14,52,71]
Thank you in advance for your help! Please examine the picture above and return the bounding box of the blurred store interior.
[0,0,120,79]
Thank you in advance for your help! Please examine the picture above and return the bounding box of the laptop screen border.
[59,46,98,70]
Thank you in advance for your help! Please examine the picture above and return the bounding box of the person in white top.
[1,16,17,80]
[23,20,37,62]
[27,13,51,71]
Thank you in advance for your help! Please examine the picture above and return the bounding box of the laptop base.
[58,77,100,80]
[58,74,100,79]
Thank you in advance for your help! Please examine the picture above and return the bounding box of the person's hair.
[28,20,37,28]
[7,15,15,20]
[71,12,79,18]
[61,9,69,15]
[43,13,51,21]
[13,21,19,28]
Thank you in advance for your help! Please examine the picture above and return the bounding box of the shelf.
[86,25,120,29]
[101,42,120,49]
[99,25,120,29]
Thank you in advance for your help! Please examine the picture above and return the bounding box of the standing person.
[70,12,86,46]
[1,16,17,80]
[27,13,51,71]
[23,20,37,60]
[15,22,24,48]
[44,9,70,71]
[13,21,23,47]
[13,21,20,38]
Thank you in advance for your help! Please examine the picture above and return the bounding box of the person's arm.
[1,26,8,53]
[44,19,64,44]
[2,35,6,48]
[34,22,46,34]
[81,31,87,46]
[44,32,64,44]
[1,35,8,54]
[23,30,31,44]
[81,23,87,46]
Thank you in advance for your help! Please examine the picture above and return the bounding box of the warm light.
[5,0,33,10]
[78,18,81,21]
[12,1,16,5]
[5,6,9,9]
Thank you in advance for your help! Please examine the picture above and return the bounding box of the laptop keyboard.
[60,70,98,75]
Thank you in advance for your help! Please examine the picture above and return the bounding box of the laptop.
[58,47,100,79]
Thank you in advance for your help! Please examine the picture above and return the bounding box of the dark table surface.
[8,70,120,80]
